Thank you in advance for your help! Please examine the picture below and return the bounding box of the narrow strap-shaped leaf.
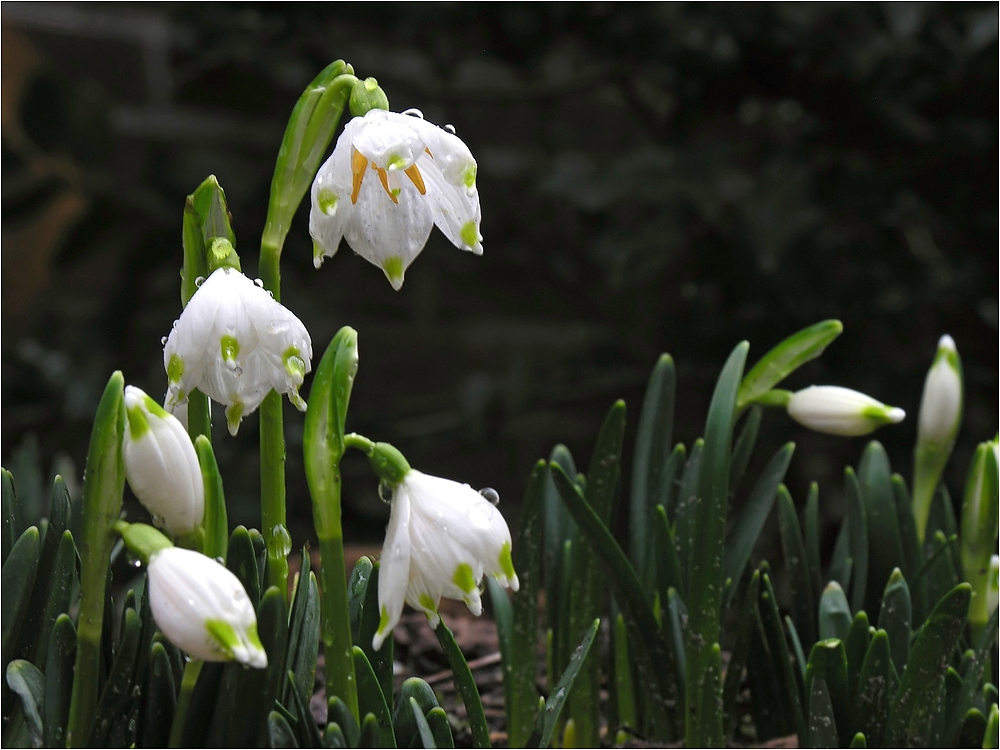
[844,611,871,703]
[543,445,576,680]
[524,619,600,749]
[1,526,39,669]
[549,464,673,739]
[328,697,359,748]
[661,443,686,526]
[829,519,852,590]
[286,548,321,708]
[653,505,683,604]
[288,668,323,748]
[855,629,893,747]
[858,442,904,617]
[88,607,142,746]
[393,678,440,749]
[44,614,76,749]
[359,560,392,706]
[673,439,703,590]
[845,467,869,613]
[722,442,794,608]
[410,697,437,749]
[819,582,852,642]
[778,484,816,646]
[505,460,545,748]
[849,731,868,748]
[808,677,839,749]
[358,712,381,747]
[6,659,44,745]
[269,711,301,749]
[227,525,261,607]
[891,476,921,589]
[723,570,761,738]
[729,406,763,495]
[760,571,807,743]
[888,583,971,747]
[877,568,912,675]
[354,646,395,747]
[427,707,454,748]
[687,341,748,750]
[630,354,676,577]
[434,621,490,749]
[984,704,999,749]
[142,642,176,749]
[945,605,999,746]
[961,708,988,749]
[568,401,625,747]
[323,722,346,749]
[747,575,791,740]
[665,588,687,693]
[737,320,843,409]
[805,638,851,747]
[2,469,17,566]
[786,615,808,683]
[612,613,637,735]
[195,436,228,562]
[348,556,374,643]
[176,661,221,747]
[804,482,822,605]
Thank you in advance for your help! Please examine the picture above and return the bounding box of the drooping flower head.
[373,470,518,650]
[122,385,204,537]
[163,267,312,435]
[147,546,267,668]
[786,385,905,437]
[310,109,483,290]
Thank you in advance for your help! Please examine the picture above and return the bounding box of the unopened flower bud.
[147,546,267,668]
[786,386,905,437]
[123,386,204,537]
[917,335,963,446]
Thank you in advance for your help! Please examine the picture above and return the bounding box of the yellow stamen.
[404,164,426,195]
[425,147,434,158]
[374,165,398,204]
[351,148,368,204]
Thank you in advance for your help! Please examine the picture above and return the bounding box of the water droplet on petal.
[402,108,424,119]
[233,366,243,377]
[195,276,206,287]
[160,336,168,345]
[479,487,500,505]
[378,481,394,504]
[172,320,179,329]
[254,278,264,287]
[444,124,456,134]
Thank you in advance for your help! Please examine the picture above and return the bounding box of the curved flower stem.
[167,659,203,748]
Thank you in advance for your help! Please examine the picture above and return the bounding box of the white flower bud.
[310,109,482,291]
[123,386,204,537]
[916,334,963,447]
[163,268,312,435]
[147,547,267,668]
[373,471,517,650]
[987,555,999,620]
[787,386,905,437]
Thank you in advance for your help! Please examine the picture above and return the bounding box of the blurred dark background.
[3,3,997,560]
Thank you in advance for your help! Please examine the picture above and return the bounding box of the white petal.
[418,153,483,255]
[352,110,426,171]
[409,117,478,189]
[374,486,411,651]
[309,134,355,266]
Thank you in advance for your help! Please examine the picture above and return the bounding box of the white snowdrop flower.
[310,108,483,291]
[122,386,204,537]
[916,334,963,447]
[787,385,905,437]
[162,267,312,435]
[987,555,999,619]
[373,471,517,650]
[147,546,267,668]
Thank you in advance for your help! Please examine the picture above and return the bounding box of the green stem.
[435,622,491,749]
[168,659,203,748]
[259,390,288,595]
[186,389,211,443]
[320,531,358,721]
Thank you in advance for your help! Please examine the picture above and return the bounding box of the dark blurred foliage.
[3,3,997,558]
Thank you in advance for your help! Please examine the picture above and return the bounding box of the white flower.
[373,471,518,650]
[163,267,312,435]
[787,386,905,437]
[147,546,267,668]
[988,555,999,618]
[123,386,204,537]
[309,109,483,290]
[916,334,963,447]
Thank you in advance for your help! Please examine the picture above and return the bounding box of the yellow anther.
[351,148,368,204]
[404,164,426,195]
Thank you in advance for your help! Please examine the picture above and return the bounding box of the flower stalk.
[304,327,360,720]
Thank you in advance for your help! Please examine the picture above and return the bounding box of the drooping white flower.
[310,108,483,291]
[787,385,905,437]
[162,267,312,435]
[916,334,963,447]
[122,386,204,537]
[373,471,518,650]
[147,546,267,668]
